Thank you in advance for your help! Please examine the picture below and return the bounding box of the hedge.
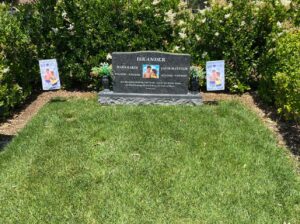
[0,4,37,118]
[0,0,299,121]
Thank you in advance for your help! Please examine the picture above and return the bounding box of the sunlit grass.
[0,99,299,223]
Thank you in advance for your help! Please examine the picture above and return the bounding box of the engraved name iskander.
[137,57,166,62]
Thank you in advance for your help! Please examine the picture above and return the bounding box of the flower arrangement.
[189,65,205,79]
[189,65,205,91]
[91,63,112,77]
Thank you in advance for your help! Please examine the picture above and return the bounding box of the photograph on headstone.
[39,59,61,91]
[143,64,160,79]
[206,60,225,91]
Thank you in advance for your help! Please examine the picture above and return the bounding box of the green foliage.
[259,29,300,121]
[0,59,23,118]
[0,4,37,119]
[186,0,292,93]
[189,65,206,88]
[91,63,112,77]
[19,0,180,89]
[1,0,299,121]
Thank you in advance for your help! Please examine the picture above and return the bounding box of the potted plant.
[91,63,112,90]
[189,65,205,92]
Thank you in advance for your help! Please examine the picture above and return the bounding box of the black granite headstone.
[112,51,190,94]
[99,51,202,105]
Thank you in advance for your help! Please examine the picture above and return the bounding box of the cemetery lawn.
[0,98,299,223]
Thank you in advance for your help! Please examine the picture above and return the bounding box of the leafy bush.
[185,0,293,93]
[1,0,299,121]
[259,29,300,121]
[19,0,180,89]
[0,4,37,119]
[0,56,23,118]
[17,0,297,93]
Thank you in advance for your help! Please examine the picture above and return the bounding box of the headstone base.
[99,90,202,105]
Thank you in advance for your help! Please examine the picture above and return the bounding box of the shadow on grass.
[49,97,68,103]
[203,101,219,106]
[0,134,14,151]
[251,92,300,158]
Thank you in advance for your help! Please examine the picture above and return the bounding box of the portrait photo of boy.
[143,64,160,79]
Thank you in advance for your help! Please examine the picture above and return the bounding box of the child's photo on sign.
[206,60,225,91]
[39,59,61,91]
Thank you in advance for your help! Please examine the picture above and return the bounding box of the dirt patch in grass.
[0,90,298,162]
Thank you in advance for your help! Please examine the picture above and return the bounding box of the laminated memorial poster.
[206,60,225,91]
[39,59,61,90]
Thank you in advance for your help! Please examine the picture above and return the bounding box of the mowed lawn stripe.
[0,99,299,223]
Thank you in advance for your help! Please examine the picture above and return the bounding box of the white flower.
[226,2,233,8]
[67,23,74,31]
[135,20,143,25]
[51,28,59,34]
[199,9,206,15]
[280,0,291,9]
[174,46,180,51]
[62,11,67,18]
[179,32,187,39]
[152,0,160,5]
[178,20,185,26]
[165,9,176,26]
[224,13,231,19]
[178,0,187,9]
[277,21,282,28]
[106,53,112,60]
[277,32,284,37]
[3,67,10,74]
[255,1,265,8]
[240,21,246,26]
[195,34,201,41]
[215,32,219,37]
[199,7,211,15]
[202,51,208,58]
[201,18,206,24]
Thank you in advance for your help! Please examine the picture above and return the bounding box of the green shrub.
[0,4,37,119]
[19,0,180,89]
[259,29,300,121]
[1,0,299,121]
[186,0,293,93]
[17,0,296,94]
[0,56,23,118]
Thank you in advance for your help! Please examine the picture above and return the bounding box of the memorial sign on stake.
[206,60,225,91]
[39,59,61,91]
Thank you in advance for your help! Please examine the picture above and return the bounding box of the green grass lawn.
[0,98,299,223]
